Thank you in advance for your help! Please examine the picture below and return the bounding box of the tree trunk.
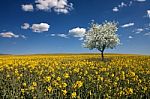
[98,45,106,61]
[101,51,104,61]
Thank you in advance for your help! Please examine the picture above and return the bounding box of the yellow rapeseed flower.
[21,89,25,93]
[62,90,67,95]
[47,86,52,93]
[22,82,27,87]
[64,73,69,78]
[44,76,51,82]
[62,82,67,88]
[125,88,133,95]
[57,77,61,81]
[73,81,83,89]
[32,82,37,87]
[71,92,77,98]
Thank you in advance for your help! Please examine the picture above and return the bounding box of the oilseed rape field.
[0,54,150,99]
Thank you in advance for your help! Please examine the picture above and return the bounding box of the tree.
[83,21,120,61]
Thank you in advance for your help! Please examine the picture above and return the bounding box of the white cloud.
[147,10,150,18]
[145,27,150,30]
[118,2,127,8]
[112,0,146,12]
[129,1,133,6]
[112,2,127,12]
[20,35,27,39]
[0,32,19,38]
[121,23,135,28]
[128,36,133,39]
[22,4,34,12]
[50,34,56,36]
[136,0,146,2]
[50,33,68,38]
[78,37,84,41]
[57,34,68,38]
[135,28,144,34]
[144,32,150,36]
[21,23,30,29]
[31,23,50,32]
[35,0,73,14]
[112,7,119,12]
[69,27,86,38]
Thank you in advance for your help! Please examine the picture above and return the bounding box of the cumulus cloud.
[133,24,150,35]
[20,35,27,39]
[69,27,86,37]
[112,2,127,12]
[35,0,73,14]
[118,2,127,8]
[135,28,144,34]
[121,23,135,28]
[31,23,50,32]
[21,23,30,29]
[22,4,34,12]
[128,36,133,39]
[112,7,119,12]
[57,34,68,38]
[136,0,146,2]
[112,0,146,12]
[0,32,19,38]
[144,32,150,36]
[69,27,86,40]
[147,10,150,18]
[50,33,68,38]
[50,34,56,36]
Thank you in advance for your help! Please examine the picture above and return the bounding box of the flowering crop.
[0,54,150,98]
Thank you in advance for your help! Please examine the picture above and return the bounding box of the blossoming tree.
[83,21,120,61]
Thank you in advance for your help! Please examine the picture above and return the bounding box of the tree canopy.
[83,21,120,60]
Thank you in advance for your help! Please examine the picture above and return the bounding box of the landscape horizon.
[1,52,149,56]
[0,0,150,98]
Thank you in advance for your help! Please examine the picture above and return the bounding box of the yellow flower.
[111,73,114,77]
[129,71,135,77]
[71,92,77,98]
[115,77,119,81]
[21,89,25,93]
[32,82,37,87]
[62,90,67,95]
[139,79,142,83]
[64,73,69,78]
[143,87,147,92]
[73,81,83,89]
[125,88,133,95]
[22,82,27,87]
[62,82,67,88]
[29,86,35,91]
[121,71,125,75]
[44,76,51,82]
[57,77,61,81]
[47,86,52,93]
[73,68,79,73]
[100,77,104,81]
[52,80,59,87]
[113,82,117,87]
[119,90,124,96]
[6,74,10,78]
[84,70,88,75]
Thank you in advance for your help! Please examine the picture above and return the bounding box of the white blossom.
[83,21,120,52]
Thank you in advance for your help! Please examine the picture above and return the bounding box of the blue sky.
[0,0,150,55]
